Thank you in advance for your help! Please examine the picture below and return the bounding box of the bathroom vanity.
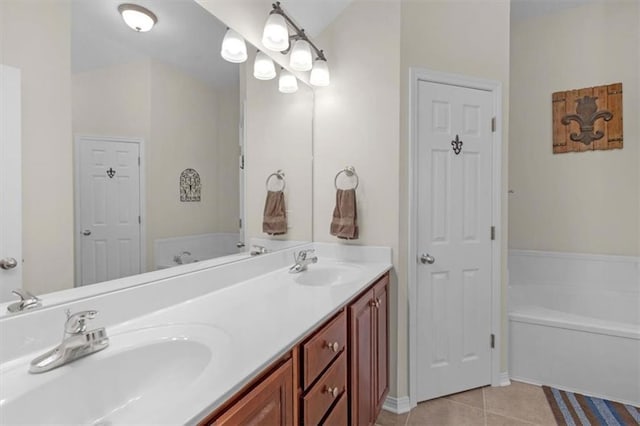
[0,243,392,425]
[200,272,389,426]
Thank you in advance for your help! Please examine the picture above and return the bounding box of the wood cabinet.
[201,358,294,426]
[349,274,389,426]
[199,271,390,426]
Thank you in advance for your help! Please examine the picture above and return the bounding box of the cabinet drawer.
[320,391,348,426]
[302,309,346,390]
[303,352,347,426]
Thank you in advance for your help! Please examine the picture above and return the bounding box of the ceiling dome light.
[118,4,157,32]
[253,51,276,80]
[310,58,330,87]
[220,28,247,63]
[262,12,289,52]
[278,69,298,94]
[289,39,313,72]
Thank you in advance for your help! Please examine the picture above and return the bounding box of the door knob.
[236,242,245,248]
[420,253,435,264]
[0,257,18,270]
[82,230,92,236]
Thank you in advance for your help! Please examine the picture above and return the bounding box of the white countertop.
[0,244,392,425]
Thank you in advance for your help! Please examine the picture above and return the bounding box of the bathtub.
[508,250,640,406]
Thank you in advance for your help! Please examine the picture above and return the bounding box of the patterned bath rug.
[542,386,639,426]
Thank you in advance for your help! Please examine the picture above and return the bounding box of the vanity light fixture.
[289,39,313,72]
[262,11,290,51]
[254,51,277,80]
[309,57,330,87]
[220,28,248,63]
[118,4,157,32]
[260,2,331,86]
[278,68,298,94]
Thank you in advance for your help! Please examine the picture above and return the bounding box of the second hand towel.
[330,188,359,239]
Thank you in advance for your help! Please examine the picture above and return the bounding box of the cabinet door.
[213,359,293,426]
[373,276,389,417]
[349,288,374,426]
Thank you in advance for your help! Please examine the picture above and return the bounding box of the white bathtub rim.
[509,249,640,264]
[509,307,640,340]
[510,376,640,408]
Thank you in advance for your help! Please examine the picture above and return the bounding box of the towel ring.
[334,166,359,190]
[265,170,286,191]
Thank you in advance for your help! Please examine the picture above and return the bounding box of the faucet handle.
[11,289,39,303]
[65,310,98,335]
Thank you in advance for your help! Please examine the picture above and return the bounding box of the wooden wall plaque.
[552,83,623,154]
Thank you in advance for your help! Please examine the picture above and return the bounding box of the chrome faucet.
[173,251,192,265]
[7,289,41,313]
[29,310,109,374]
[250,245,268,256]
[289,249,318,273]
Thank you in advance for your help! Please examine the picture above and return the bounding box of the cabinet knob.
[325,386,339,398]
[369,299,377,307]
[325,341,339,352]
[376,298,381,308]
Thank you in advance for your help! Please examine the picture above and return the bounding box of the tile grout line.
[484,408,540,425]
[440,396,486,413]
[483,387,488,426]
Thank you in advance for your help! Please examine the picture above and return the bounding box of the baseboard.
[382,395,412,414]
[499,371,511,386]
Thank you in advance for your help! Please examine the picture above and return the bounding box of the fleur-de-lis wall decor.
[560,95,612,145]
[106,168,116,178]
[552,83,623,154]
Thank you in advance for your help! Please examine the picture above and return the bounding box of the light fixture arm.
[270,2,327,61]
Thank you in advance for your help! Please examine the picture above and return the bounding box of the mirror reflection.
[0,0,313,302]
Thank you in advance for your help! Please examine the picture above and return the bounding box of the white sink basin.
[293,263,365,287]
[0,324,231,425]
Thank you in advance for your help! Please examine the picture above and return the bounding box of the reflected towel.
[330,189,359,240]
[263,190,287,235]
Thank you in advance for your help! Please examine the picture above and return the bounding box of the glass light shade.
[310,59,330,87]
[220,28,247,63]
[289,39,313,72]
[253,51,276,80]
[118,4,157,32]
[262,13,289,52]
[278,69,298,94]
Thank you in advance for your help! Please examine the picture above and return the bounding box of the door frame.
[73,135,146,286]
[407,68,504,408]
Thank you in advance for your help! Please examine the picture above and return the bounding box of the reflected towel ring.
[334,166,359,190]
[265,170,286,191]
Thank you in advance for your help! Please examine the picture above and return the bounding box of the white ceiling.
[72,0,239,89]
[280,0,353,37]
[511,0,604,21]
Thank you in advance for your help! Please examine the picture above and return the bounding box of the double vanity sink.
[0,245,391,425]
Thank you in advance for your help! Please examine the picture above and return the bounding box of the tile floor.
[376,381,557,426]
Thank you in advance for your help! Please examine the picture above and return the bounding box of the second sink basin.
[0,324,231,425]
[293,263,365,287]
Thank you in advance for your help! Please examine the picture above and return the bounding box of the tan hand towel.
[263,190,287,235]
[330,188,359,240]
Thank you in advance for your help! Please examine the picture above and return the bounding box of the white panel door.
[416,80,493,401]
[78,137,141,286]
[0,65,22,302]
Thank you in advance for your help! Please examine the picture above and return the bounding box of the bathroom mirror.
[0,0,313,306]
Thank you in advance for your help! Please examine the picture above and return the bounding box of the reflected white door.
[0,65,22,302]
[77,137,141,286]
[416,80,493,401]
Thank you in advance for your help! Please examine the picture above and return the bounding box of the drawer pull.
[325,386,339,398]
[370,298,381,308]
[325,341,340,352]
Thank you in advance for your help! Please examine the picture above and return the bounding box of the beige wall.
[509,1,639,256]
[1,0,74,295]
[73,60,239,271]
[243,51,314,242]
[314,0,402,394]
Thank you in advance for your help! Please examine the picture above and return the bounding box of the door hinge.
[138,215,141,224]
[138,157,140,166]
[491,117,496,132]
[490,226,496,240]
[240,155,244,170]
[490,334,495,349]
[239,218,242,228]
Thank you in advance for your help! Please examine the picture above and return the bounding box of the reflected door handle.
[420,253,435,264]
[0,257,18,270]
[82,230,92,236]
[236,242,245,248]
